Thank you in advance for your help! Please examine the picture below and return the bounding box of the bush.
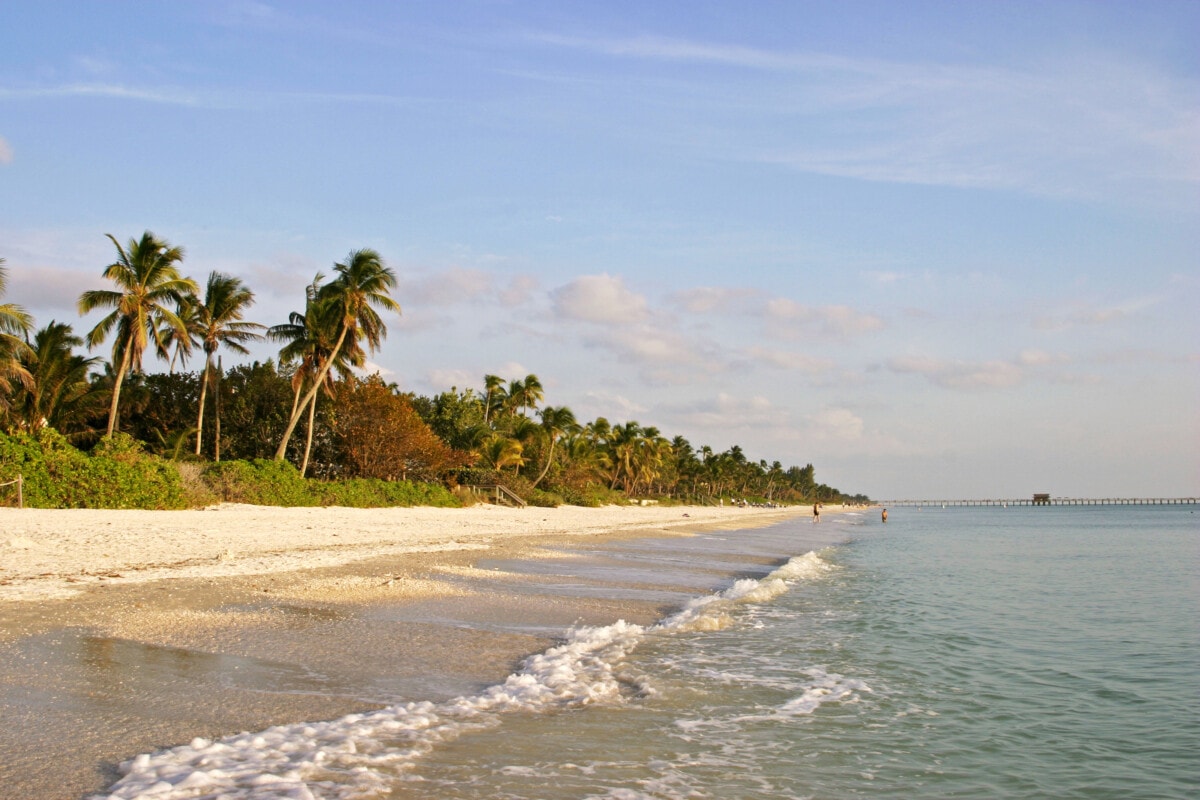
[316,477,459,508]
[525,487,564,508]
[199,459,461,509]
[557,483,627,508]
[0,429,187,509]
[201,459,317,507]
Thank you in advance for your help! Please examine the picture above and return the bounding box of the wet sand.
[0,503,808,799]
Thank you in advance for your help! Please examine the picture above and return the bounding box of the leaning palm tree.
[272,250,396,463]
[533,405,579,488]
[193,272,264,457]
[78,232,198,437]
[269,274,364,475]
[0,259,35,411]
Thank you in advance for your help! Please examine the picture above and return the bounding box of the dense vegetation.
[0,238,867,509]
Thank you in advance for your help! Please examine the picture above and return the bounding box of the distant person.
[881,508,888,523]
[813,503,820,523]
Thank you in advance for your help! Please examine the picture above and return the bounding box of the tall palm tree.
[273,249,397,462]
[193,272,264,457]
[533,405,579,488]
[12,321,103,435]
[505,373,544,417]
[78,232,198,437]
[482,373,505,425]
[160,291,203,374]
[0,259,35,411]
[271,285,364,475]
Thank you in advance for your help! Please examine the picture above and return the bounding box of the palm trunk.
[105,344,132,437]
[533,438,556,488]
[274,327,347,461]
[195,356,211,456]
[300,392,318,477]
[214,356,223,462]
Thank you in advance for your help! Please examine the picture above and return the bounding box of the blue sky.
[2,1,1197,498]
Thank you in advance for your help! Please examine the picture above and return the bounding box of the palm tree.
[12,321,103,435]
[505,373,544,417]
[273,249,397,462]
[78,233,198,437]
[480,434,525,472]
[533,405,579,487]
[482,373,505,425]
[0,258,35,411]
[269,274,362,475]
[160,291,202,374]
[193,272,264,457]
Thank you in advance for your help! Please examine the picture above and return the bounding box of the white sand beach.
[0,502,822,800]
[0,502,805,603]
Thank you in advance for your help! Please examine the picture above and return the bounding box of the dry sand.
[0,502,801,604]
[0,502,809,799]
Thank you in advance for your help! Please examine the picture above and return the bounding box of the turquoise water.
[99,506,1199,799]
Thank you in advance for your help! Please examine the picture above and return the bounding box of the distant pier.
[876,497,1196,507]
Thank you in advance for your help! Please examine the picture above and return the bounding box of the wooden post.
[17,474,22,509]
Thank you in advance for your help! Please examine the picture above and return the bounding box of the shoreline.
[0,502,826,800]
[0,503,806,605]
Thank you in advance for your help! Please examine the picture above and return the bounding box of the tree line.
[0,233,866,507]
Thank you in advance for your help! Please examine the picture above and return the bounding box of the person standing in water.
[813,503,821,523]
[881,508,888,523]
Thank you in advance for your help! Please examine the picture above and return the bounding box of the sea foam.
[94,551,831,800]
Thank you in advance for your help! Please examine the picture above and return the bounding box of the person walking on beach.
[813,503,821,523]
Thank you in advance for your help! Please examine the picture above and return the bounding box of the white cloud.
[670,286,763,314]
[743,346,834,373]
[551,274,648,324]
[1032,296,1160,331]
[672,392,784,431]
[402,267,493,307]
[425,368,477,392]
[806,407,865,442]
[888,355,1025,390]
[498,274,539,307]
[357,360,395,378]
[765,299,884,338]
[581,325,709,369]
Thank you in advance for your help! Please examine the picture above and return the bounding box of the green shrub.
[557,483,626,508]
[201,459,317,507]
[525,487,564,507]
[317,477,459,508]
[0,429,187,509]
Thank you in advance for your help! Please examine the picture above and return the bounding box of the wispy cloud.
[765,299,884,338]
[0,135,12,165]
[0,83,203,106]
[888,355,1025,390]
[535,33,1200,202]
[1032,295,1161,331]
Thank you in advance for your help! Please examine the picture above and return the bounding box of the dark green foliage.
[198,458,459,508]
[0,428,187,509]
[201,458,315,506]
[316,477,458,508]
[524,487,564,508]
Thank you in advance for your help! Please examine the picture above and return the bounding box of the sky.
[1,1,1197,499]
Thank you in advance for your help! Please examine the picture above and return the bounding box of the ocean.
[96,505,1199,799]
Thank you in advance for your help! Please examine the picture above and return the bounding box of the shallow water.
[91,506,1199,799]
